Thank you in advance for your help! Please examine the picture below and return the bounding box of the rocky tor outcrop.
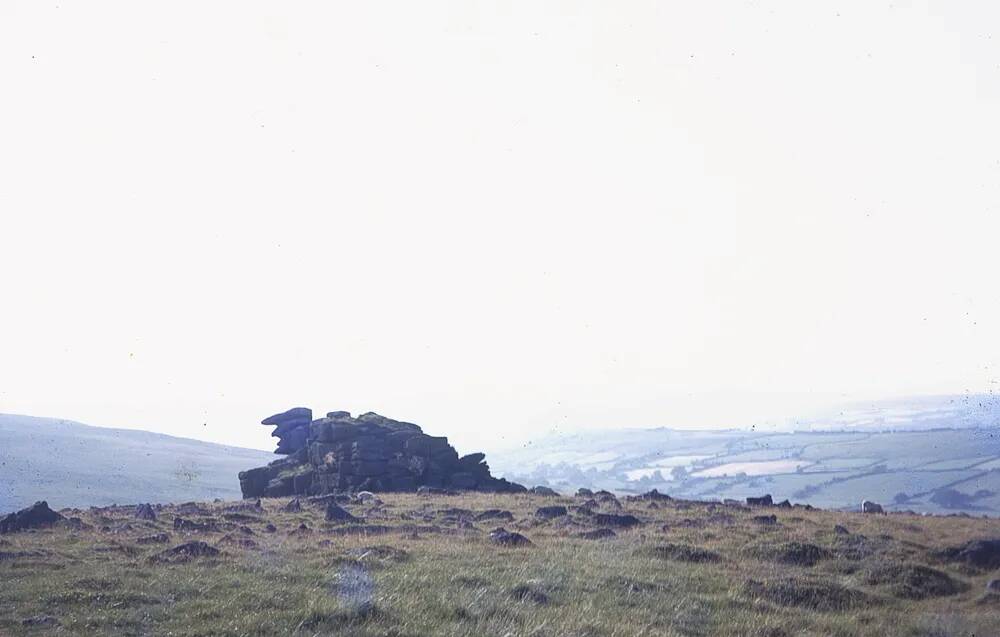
[0,501,64,534]
[238,407,525,498]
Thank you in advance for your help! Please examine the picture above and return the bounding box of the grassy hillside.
[2,492,999,636]
[0,414,273,511]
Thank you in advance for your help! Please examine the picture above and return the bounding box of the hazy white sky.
[2,2,998,454]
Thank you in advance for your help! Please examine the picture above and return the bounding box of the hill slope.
[0,414,273,512]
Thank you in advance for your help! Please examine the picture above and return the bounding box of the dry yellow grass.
[2,492,999,636]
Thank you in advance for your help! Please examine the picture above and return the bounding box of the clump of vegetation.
[862,562,968,599]
[743,578,871,611]
[747,541,831,567]
[509,582,550,605]
[1,492,999,635]
[647,543,723,563]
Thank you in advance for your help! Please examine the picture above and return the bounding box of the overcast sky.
[2,2,998,454]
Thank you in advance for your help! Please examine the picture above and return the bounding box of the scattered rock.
[134,503,157,521]
[475,509,514,523]
[437,507,475,522]
[535,506,568,520]
[626,489,672,503]
[223,499,264,514]
[488,527,532,547]
[987,579,1000,593]
[595,491,619,505]
[0,501,65,534]
[59,517,92,532]
[530,486,560,496]
[775,499,792,509]
[290,523,312,536]
[592,513,641,528]
[576,528,616,540]
[752,515,778,526]
[264,523,277,533]
[136,533,171,545]
[281,498,302,513]
[152,541,221,563]
[175,502,211,516]
[746,495,773,507]
[325,503,362,524]
[173,517,220,533]
[936,538,1000,570]
[576,488,594,497]
[834,525,850,535]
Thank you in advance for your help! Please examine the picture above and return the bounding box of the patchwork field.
[494,428,1000,515]
[2,492,1000,636]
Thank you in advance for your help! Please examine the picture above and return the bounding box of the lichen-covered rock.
[239,408,526,498]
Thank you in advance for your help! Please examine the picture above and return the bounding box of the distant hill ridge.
[0,413,272,512]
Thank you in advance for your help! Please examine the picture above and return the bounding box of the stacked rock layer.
[263,407,312,455]
[238,408,525,498]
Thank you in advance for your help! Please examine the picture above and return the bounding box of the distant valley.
[489,394,1000,515]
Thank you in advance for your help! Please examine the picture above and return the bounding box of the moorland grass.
[1,492,999,636]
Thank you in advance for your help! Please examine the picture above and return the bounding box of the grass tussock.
[0,491,999,636]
